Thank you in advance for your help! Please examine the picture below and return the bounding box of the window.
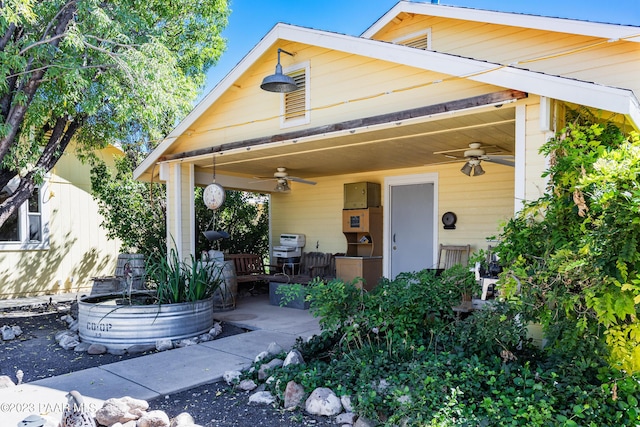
[0,180,49,250]
[394,29,432,50]
[281,61,310,128]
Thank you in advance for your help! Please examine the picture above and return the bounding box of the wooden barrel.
[115,253,146,290]
[213,260,238,311]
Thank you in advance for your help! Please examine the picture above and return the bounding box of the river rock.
[336,412,357,424]
[127,344,156,354]
[223,370,242,385]
[198,333,214,342]
[254,350,269,363]
[108,347,127,356]
[95,399,138,425]
[11,325,22,336]
[305,387,342,416]
[2,325,16,340]
[156,339,173,351]
[283,349,304,367]
[175,338,198,348]
[248,391,276,405]
[137,410,170,427]
[55,330,75,342]
[87,343,108,355]
[266,342,283,355]
[0,375,15,388]
[258,358,283,380]
[73,342,91,352]
[284,381,305,410]
[354,416,375,427]
[209,322,222,337]
[58,333,80,350]
[170,412,196,427]
[341,395,354,412]
[238,379,257,391]
[68,319,79,332]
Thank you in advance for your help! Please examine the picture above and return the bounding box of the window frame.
[0,179,50,251]
[280,60,310,129]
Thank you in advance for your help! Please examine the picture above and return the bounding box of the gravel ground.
[0,302,335,426]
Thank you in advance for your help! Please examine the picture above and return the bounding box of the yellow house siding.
[170,46,504,155]
[523,100,551,203]
[371,15,640,97]
[0,144,122,298]
[270,162,514,266]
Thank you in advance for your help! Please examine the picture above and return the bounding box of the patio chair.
[437,244,471,270]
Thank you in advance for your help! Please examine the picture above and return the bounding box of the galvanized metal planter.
[78,292,214,350]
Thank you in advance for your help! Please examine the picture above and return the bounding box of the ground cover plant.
[241,113,640,425]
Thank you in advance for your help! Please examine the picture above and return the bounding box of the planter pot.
[269,282,310,310]
[78,292,214,350]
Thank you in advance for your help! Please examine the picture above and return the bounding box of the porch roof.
[134,12,640,185]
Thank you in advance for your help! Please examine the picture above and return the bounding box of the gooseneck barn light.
[260,48,298,93]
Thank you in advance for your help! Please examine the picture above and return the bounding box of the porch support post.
[165,162,196,260]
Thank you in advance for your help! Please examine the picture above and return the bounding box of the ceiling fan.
[253,167,317,192]
[433,142,515,176]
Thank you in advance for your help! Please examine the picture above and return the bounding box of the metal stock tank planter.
[78,292,214,350]
[77,249,226,350]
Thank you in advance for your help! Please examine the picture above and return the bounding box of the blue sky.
[202,0,640,96]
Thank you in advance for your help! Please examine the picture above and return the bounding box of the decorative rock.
[117,396,150,412]
[254,350,269,363]
[341,395,354,412]
[15,370,23,385]
[58,333,80,350]
[108,347,127,356]
[68,320,79,332]
[266,342,283,355]
[73,342,92,352]
[0,375,16,388]
[223,370,242,385]
[198,333,214,342]
[2,325,16,340]
[305,387,343,416]
[127,344,156,354]
[238,379,258,391]
[95,400,137,425]
[248,391,276,405]
[283,381,305,410]
[55,330,75,342]
[258,358,283,381]
[137,410,171,427]
[283,349,304,367]
[175,338,198,348]
[87,343,108,355]
[209,322,222,337]
[11,325,22,336]
[156,339,173,352]
[170,412,195,427]
[354,416,375,427]
[336,412,357,424]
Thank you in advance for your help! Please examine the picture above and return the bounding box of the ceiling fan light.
[473,163,485,176]
[274,180,291,193]
[460,162,472,176]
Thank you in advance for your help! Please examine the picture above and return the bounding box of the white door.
[386,175,438,279]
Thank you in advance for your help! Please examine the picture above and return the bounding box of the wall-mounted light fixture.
[260,48,298,93]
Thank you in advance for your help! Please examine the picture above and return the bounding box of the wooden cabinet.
[335,256,382,291]
[337,207,383,290]
[342,207,382,257]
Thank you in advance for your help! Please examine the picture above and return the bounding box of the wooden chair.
[437,244,471,270]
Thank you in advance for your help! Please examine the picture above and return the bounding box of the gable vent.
[394,29,432,51]
[284,70,306,121]
[401,35,429,50]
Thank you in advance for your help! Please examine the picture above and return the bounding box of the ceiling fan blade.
[433,144,498,155]
[484,155,515,167]
[288,176,317,185]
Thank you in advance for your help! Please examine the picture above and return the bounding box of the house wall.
[169,44,505,155]
[371,14,640,97]
[270,160,514,265]
[0,144,122,299]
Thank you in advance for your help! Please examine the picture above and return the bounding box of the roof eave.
[361,1,640,42]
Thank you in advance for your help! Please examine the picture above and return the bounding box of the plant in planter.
[146,247,224,304]
[440,263,479,303]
